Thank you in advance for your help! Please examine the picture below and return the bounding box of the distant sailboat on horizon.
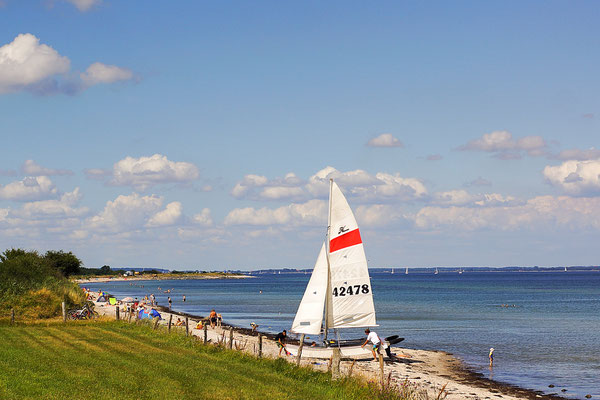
[434,268,439,275]
[405,267,409,275]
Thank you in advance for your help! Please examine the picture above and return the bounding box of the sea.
[82,271,600,399]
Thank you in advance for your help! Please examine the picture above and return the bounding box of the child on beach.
[275,330,289,357]
[489,347,494,366]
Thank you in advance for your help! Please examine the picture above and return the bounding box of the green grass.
[0,320,398,400]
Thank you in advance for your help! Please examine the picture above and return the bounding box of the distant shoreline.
[75,273,252,283]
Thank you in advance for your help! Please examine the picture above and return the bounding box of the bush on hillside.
[0,248,86,318]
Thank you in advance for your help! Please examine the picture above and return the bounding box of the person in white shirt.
[361,328,382,361]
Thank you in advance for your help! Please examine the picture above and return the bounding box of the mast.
[323,178,333,341]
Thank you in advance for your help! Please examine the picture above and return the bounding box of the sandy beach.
[88,291,569,400]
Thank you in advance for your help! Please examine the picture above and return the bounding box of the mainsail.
[291,180,376,336]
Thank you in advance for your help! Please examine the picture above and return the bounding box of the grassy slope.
[0,320,386,400]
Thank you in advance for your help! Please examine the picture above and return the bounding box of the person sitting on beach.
[209,309,218,328]
[196,321,204,330]
[275,330,288,357]
[361,328,382,361]
[175,318,184,327]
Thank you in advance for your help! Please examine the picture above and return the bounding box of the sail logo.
[338,226,349,234]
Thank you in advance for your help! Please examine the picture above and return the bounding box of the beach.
[88,291,571,400]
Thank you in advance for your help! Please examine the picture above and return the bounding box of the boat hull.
[286,344,376,359]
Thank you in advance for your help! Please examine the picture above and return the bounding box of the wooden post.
[229,328,233,349]
[153,317,160,330]
[61,302,66,323]
[10,308,15,325]
[185,317,189,336]
[258,334,263,358]
[168,314,173,332]
[379,351,385,387]
[115,306,120,321]
[296,333,305,366]
[203,323,208,344]
[331,347,341,380]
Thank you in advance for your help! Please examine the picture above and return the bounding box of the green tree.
[99,265,111,274]
[0,248,29,263]
[44,250,82,277]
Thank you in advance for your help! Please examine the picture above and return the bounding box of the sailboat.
[405,267,409,275]
[434,268,439,275]
[287,179,390,359]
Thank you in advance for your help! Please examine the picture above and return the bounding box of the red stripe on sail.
[329,229,362,253]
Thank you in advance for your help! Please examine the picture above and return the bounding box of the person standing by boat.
[361,328,382,361]
[275,330,288,357]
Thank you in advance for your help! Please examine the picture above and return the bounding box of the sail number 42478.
[332,284,369,297]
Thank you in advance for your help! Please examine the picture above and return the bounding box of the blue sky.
[1,0,599,269]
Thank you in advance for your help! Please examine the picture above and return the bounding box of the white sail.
[291,242,328,335]
[326,182,377,329]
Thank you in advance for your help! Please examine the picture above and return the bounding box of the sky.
[1,1,599,270]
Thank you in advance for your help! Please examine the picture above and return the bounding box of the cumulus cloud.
[146,201,183,227]
[0,176,58,202]
[543,159,600,196]
[224,199,326,226]
[87,193,164,232]
[63,0,101,12]
[367,133,404,148]
[80,62,133,86]
[193,208,213,227]
[458,130,547,159]
[553,148,600,161]
[96,154,200,191]
[22,159,73,176]
[0,33,134,95]
[19,188,88,218]
[0,33,70,94]
[415,195,600,231]
[232,167,427,204]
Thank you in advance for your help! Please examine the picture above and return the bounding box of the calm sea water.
[83,271,600,399]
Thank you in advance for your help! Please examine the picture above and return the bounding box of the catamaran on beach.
[288,179,402,359]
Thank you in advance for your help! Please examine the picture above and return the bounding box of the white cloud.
[63,0,101,12]
[80,62,133,86]
[458,130,547,159]
[0,33,70,94]
[87,193,164,232]
[367,133,404,148]
[554,148,600,161]
[0,176,58,202]
[146,201,183,227]
[0,33,134,95]
[22,159,73,176]
[224,199,326,226]
[19,188,88,217]
[193,208,213,227]
[108,154,200,190]
[415,195,600,231]
[232,167,427,204]
[543,159,600,196]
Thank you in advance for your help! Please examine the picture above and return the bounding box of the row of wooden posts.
[24,303,384,384]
